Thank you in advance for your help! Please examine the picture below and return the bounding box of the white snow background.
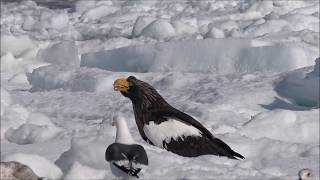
[1,0,319,179]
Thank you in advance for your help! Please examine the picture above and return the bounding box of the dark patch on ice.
[259,97,314,111]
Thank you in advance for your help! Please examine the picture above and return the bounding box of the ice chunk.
[36,41,80,67]
[172,20,198,37]
[27,65,73,91]
[81,39,316,74]
[205,27,225,38]
[5,113,62,144]
[5,123,62,145]
[3,153,63,179]
[36,9,69,31]
[275,58,319,107]
[22,16,36,31]
[46,13,69,30]
[81,5,118,21]
[1,88,11,117]
[1,35,36,56]
[27,65,118,92]
[1,53,24,72]
[140,19,176,40]
[307,57,319,77]
[132,16,156,37]
[1,104,30,139]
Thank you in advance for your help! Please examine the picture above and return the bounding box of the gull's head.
[298,168,313,180]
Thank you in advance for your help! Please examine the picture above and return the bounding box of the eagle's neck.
[130,86,168,110]
[130,87,169,131]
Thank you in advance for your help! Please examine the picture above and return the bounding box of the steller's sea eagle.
[113,76,244,159]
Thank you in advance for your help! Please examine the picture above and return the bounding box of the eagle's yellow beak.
[113,78,129,92]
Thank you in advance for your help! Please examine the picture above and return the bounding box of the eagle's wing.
[152,107,244,159]
[152,107,214,139]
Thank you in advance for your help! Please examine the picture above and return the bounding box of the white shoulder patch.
[143,118,202,148]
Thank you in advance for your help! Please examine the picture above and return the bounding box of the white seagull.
[105,114,148,178]
[298,168,314,180]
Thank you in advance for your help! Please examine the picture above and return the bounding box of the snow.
[55,135,112,174]
[64,161,106,180]
[241,109,319,144]
[1,0,319,179]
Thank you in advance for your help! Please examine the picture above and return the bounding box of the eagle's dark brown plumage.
[114,76,244,159]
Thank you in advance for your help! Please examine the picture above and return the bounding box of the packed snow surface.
[1,0,319,179]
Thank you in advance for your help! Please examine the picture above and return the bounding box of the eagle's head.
[113,76,168,107]
[113,76,136,96]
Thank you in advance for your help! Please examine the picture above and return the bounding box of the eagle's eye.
[127,76,137,81]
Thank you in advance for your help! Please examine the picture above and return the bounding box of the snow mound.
[241,109,319,144]
[275,58,319,107]
[1,35,36,56]
[205,27,225,39]
[1,88,12,117]
[4,112,62,144]
[172,20,198,37]
[39,11,69,31]
[1,104,30,139]
[64,161,106,180]
[1,52,25,73]
[81,39,316,74]
[5,124,61,145]
[55,135,112,174]
[2,153,63,179]
[1,89,62,143]
[81,5,118,21]
[37,41,80,67]
[140,19,176,40]
[132,16,156,37]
